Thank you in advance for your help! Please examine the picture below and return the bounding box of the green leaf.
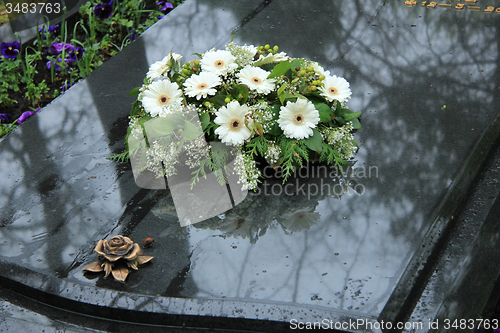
[170,57,180,73]
[277,82,287,96]
[209,93,227,107]
[268,60,291,78]
[230,84,249,103]
[255,122,264,138]
[290,59,302,70]
[268,123,283,136]
[283,93,298,104]
[270,103,281,120]
[278,82,287,105]
[128,87,140,96]
[344,111,362,121]
[150,118,175,135]
[279,92,286,105]
[259,63,275,72]
[350,118,362,129]
[313,102,333,123]
[127,133,142,152]
[268,104,283,135]
[199,112,210,130]
[304,129,323,153]
[335,118,346,125]
[182,121,202,140]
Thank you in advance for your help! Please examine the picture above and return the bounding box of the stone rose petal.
[105,236,134,255]
[116,244,131,252]
[103,254,123,262]
[136,256,154,266]
[127,261,138,270]
[102,262,112,278]
[124,243,142,261]
[82,261,103,273]
[111,267,129,282]
[94,239,106,256]
[106,238,123,250]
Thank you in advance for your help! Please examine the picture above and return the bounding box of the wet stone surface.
[1,0,500,331]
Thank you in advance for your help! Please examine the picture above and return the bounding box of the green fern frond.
[190,158,211,190]
[107,152,130,163]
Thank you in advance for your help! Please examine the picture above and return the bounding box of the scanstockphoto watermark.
[252,162,379,199]
[290,318,424,330]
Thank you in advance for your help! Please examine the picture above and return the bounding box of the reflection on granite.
[1,0,500,329]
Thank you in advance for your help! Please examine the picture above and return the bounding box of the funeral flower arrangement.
[117,42,361,191]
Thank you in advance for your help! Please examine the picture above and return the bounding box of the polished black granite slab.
[1,0,500,332]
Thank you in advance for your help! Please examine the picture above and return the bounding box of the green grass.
[0,1,9,27]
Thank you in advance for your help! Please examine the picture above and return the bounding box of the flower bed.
[0,0,183,137]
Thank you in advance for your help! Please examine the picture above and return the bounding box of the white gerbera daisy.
[278,99,320,140]
[319,75,352,103]
[142,79,183,117]
[237,65,275,95]
[146,53,183,80]
[183,71,221,100]
[201,50,238,76]
[214,101,253,146]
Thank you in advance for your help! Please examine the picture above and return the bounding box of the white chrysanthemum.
[201,50,238,76]
[319,75,352,103]
[237,65,275,95]
[253,52,289,66]
[278,99,320,140]
[240,45,258,57]
[311,62,330,77]
[183,71,221,100]
[142,79,183,117]
[146,53,182,80]
[214,101,253,146]
[225,42,258,66]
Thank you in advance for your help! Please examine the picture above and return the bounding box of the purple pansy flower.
[0,113,9,122]
[46,58,65,71]
[127,29,138,41]
[38,24,60,38]
[69,46,85,61]
[94,2,113,19]
[1,41,21,59]
[38,26,48,38]
[49,42,74,55]
[17,109,40,125]
[49,24,60,34]
[157,1,173,12]
[62,82,75,92]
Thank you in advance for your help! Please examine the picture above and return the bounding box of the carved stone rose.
[83,235,153,282]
